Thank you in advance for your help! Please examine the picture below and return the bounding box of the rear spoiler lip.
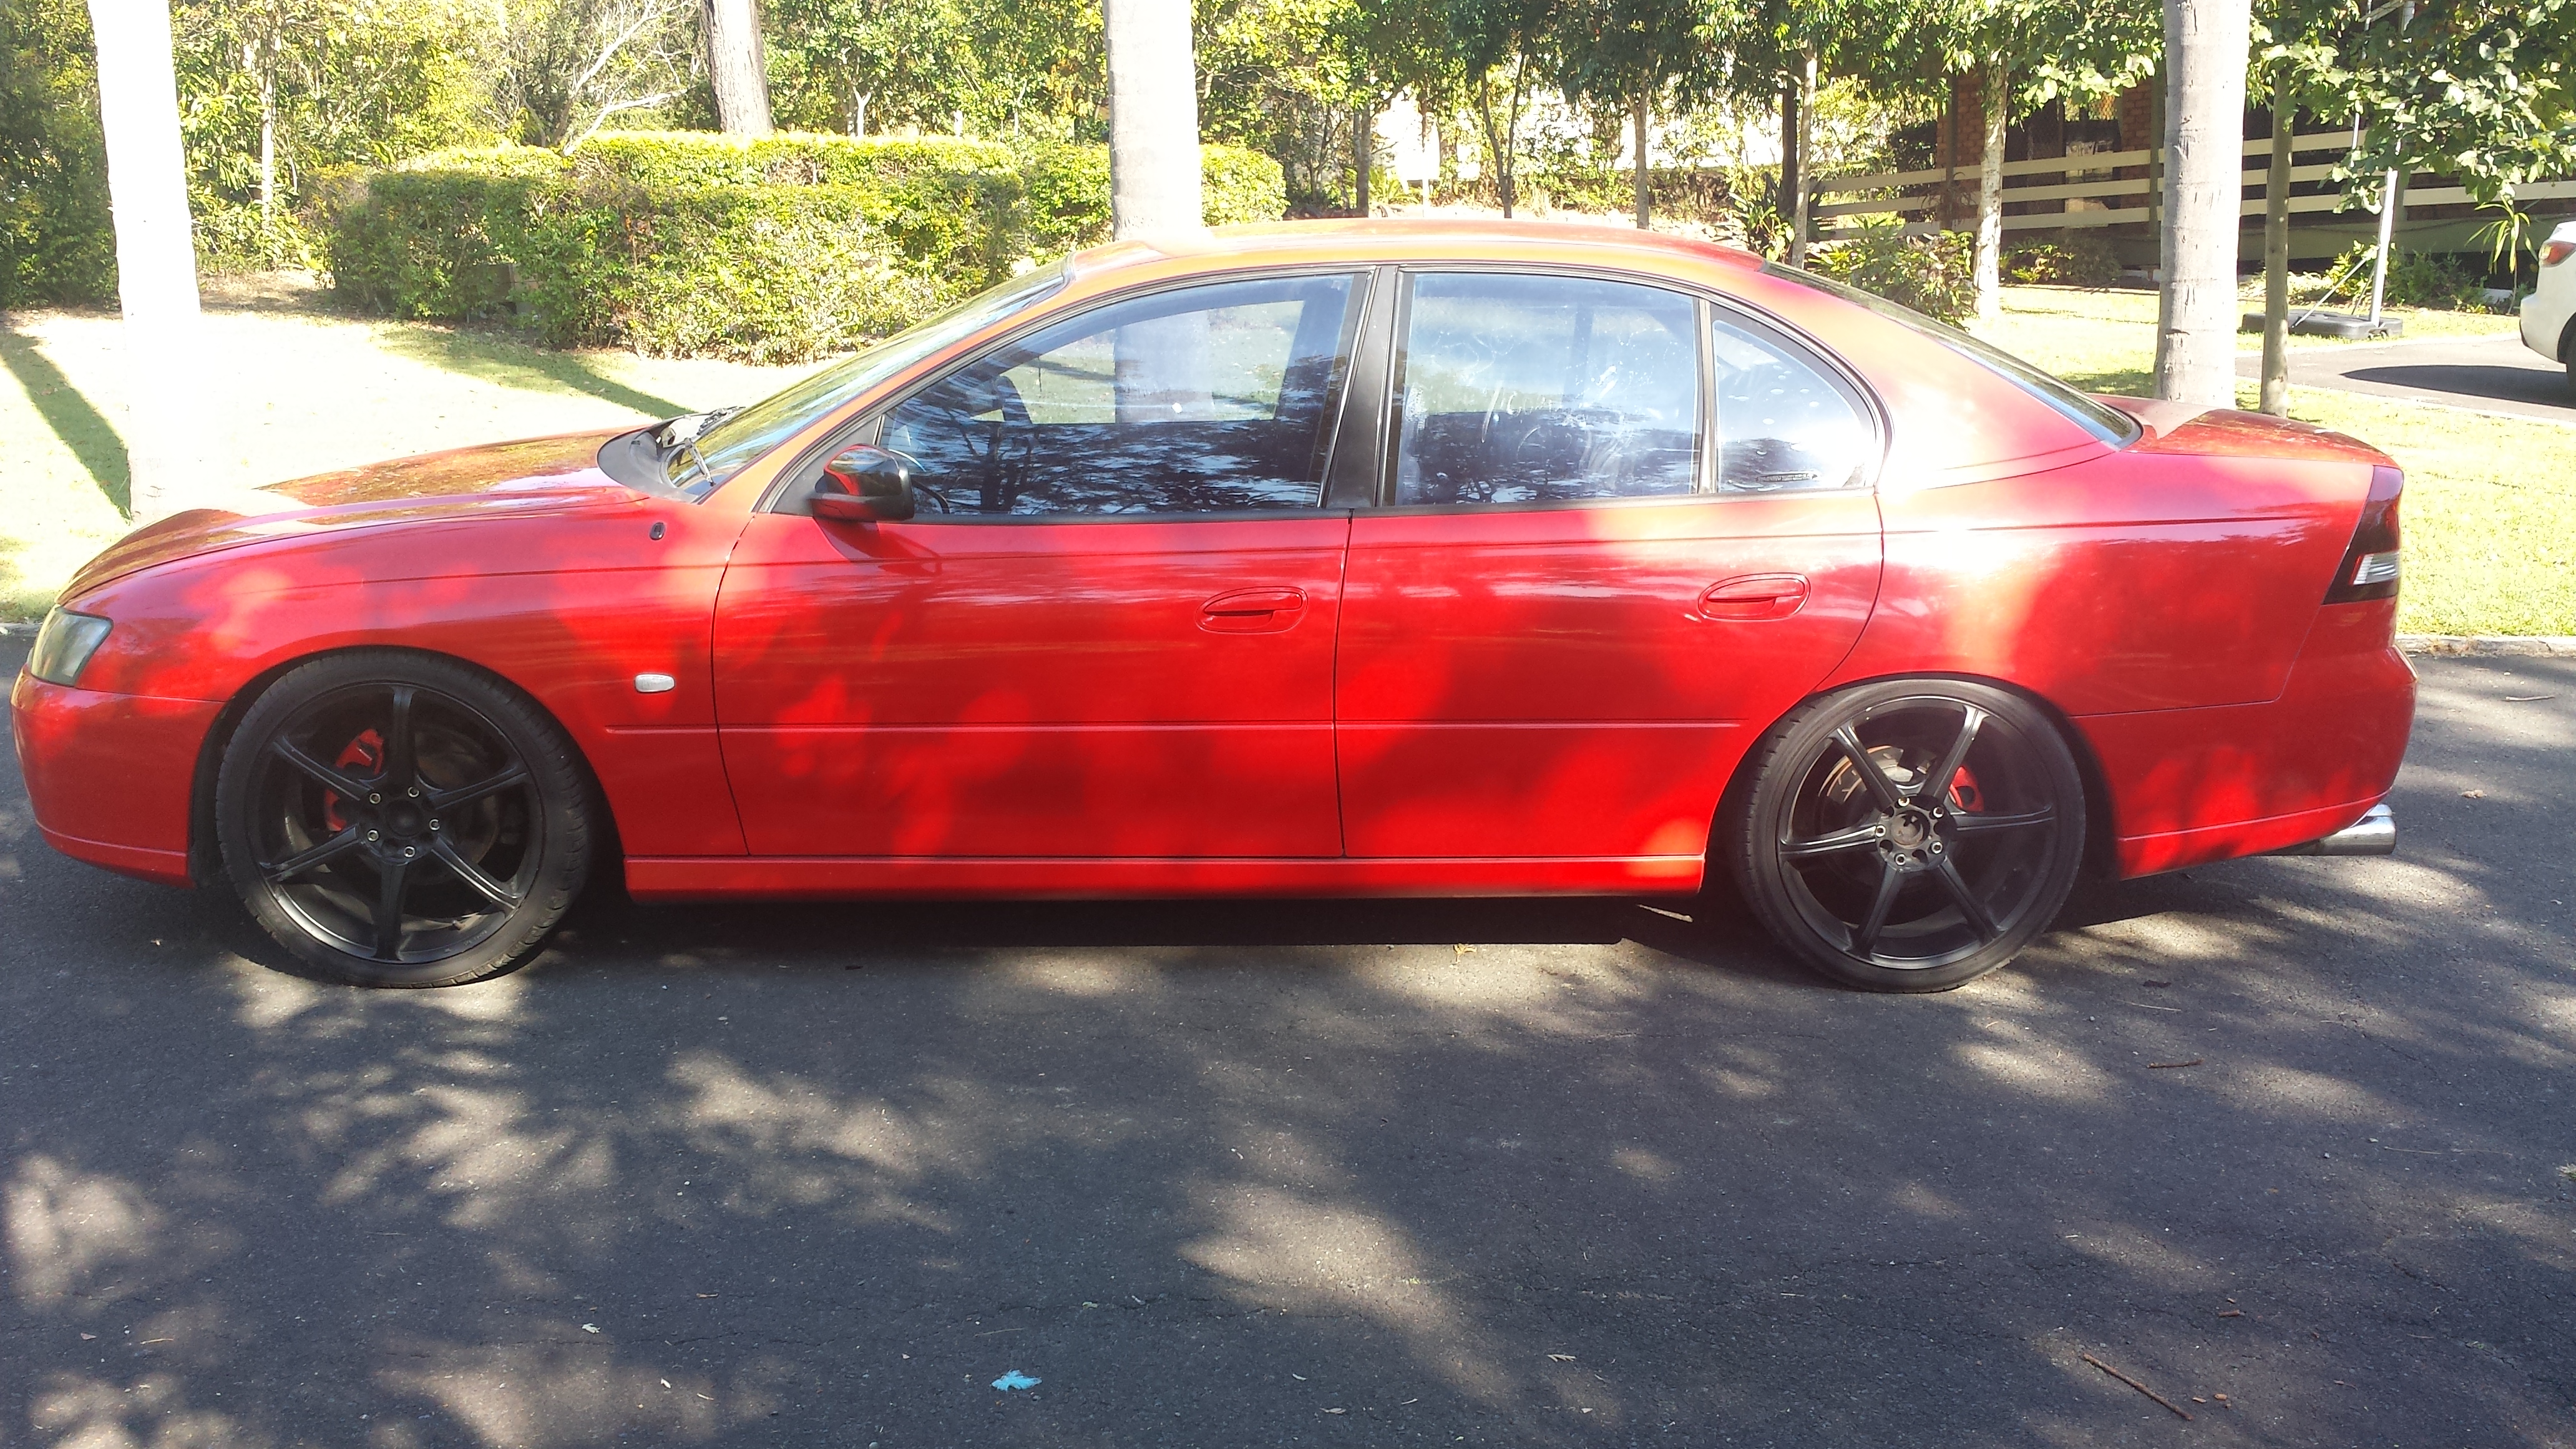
[2092,395,2399,468]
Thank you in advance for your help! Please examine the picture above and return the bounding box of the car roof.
[1062,217,1764,286]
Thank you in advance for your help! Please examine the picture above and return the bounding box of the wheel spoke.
[263,827,363,884]
[1948,807,2056,835]
[429,837,522,910]
[272,738,369,799]
[381,685,417,788]
[425,763,530,814]
[371,856,412,960]
[1850,862,1906,954]
[1933,855,2000,941]
[1921,705,1986,804]
[1828,725,1906,813]
[1782,821,1884,859]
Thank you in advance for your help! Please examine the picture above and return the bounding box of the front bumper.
[11,670,220,887]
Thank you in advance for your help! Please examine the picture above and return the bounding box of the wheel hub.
[1878,804,1944,869]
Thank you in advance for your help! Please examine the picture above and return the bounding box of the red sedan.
[12,221,2413,990]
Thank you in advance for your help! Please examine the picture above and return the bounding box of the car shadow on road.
[2343,362,2573,411]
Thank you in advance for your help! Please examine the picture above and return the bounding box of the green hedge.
[316,132,1289,361]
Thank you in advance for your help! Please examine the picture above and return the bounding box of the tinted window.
[1709,313,1872,492]
[1392,273,1699,505]
[881,274,1359,515]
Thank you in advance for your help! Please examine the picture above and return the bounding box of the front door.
[1336,271,1886,869]
[715,272,1365,859]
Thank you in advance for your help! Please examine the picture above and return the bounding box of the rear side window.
[1764,263,2139,446]
[1390,273,1700,505]
[1709,313,1872,492]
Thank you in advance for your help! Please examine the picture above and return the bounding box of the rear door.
[1335,270,1886,867]
[715,271,1365,859]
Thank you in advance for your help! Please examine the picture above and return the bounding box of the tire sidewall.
[215,650,591,988]
[1727,678,2087,993]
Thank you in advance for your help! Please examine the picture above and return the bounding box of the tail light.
[2543,238,2575,266]
[2325,464,2403,603]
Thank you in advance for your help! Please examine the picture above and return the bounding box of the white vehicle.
[2520,219,2576,394]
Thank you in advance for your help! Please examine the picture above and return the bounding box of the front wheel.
[215,651,593,987]
[1724,680,2087,992]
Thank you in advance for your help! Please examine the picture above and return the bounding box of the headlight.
[25,608,112,686]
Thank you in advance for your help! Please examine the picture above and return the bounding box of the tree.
[702,0,771,134]
[1446,0,1561,217]
[1930,0,2155,317]
[84,0,202,520]
[769,0,970,135]
[2154,0,2253,409]
[492,0,695,149]
[1552,0,1738,226]
[1103,0,1201,236]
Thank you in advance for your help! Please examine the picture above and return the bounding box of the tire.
[215,650,592,987]
[1724,679,2086,993]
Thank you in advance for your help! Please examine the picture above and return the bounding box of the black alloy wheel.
[1725,679,2087,992]
[216,650,592,987]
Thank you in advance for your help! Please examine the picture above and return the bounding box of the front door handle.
[1699,573,1810,622]
[1200,587,1308,633]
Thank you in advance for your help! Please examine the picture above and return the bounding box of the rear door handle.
[1200,587,1308,633]
[1699,573,1810,622]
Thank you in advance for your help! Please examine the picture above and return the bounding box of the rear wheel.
[1725,680,2086,992]
[215,651,591,987]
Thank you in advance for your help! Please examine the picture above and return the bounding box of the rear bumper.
[10,670,218,887]
[2270,802,2396,856]
[2079,601,2415,878]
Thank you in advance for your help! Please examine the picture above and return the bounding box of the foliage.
[318,135,1287,359]
[2002,231,2120,286]
[2322,0,2576,212]
[489,0,698,148]
[1807,216,1975,320]
[0,0,114,305]
[766,0,1100,139]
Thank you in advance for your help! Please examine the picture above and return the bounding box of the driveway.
[2238,333,2574,421]
[3,642,2572,1449]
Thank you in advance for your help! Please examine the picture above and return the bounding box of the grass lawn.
[1,275,820,622]
[4,277,2567,635]
[1978,287,2574,637]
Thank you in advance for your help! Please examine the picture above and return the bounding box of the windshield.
[669,261,1071,493]
[1762,263,2140,447]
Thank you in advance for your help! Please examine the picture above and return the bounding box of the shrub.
[318,134,1290,360]
[1808,219,1974,322]
[2002,232,2120,288]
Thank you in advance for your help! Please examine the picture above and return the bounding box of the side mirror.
[811,445,915,523]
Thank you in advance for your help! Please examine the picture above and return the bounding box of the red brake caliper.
[1947,765,1984,814]
[320,729,384,832]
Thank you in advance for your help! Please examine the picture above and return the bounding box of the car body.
[12,220,2416,989]
[2519,218,2576,389]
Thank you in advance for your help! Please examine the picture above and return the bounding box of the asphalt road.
[2235,333,2574,421]
[4,642,2572,1449]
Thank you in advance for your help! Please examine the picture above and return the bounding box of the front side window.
[1392,273,1700,506]
[1709,313,1873,492]
[880,273,1360,515]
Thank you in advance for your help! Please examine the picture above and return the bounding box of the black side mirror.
[812,445,915,522]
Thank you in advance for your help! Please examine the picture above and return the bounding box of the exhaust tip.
[2271,803,2396,857]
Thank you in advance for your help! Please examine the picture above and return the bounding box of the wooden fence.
[1809,130,2576,244]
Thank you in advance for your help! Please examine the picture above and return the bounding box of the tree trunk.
[258,69,275,260]
[1632,92,1650,228]
[2259,69,2293,416]
[1355,104,1372,215]
[85,0,203,522]
[2154,0,2253,409]
[1788,53,1814,265]
[849,85,867,137]
[1102,0,1203,237]
[701,0,771,137]
[1939,84,1958,230]
[1777,74,1800,254]
[1974,61,2007,320]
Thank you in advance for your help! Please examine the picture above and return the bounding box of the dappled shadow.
[375,324,694,419]
[0,317,129,511]
[3,645,2572,1447]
